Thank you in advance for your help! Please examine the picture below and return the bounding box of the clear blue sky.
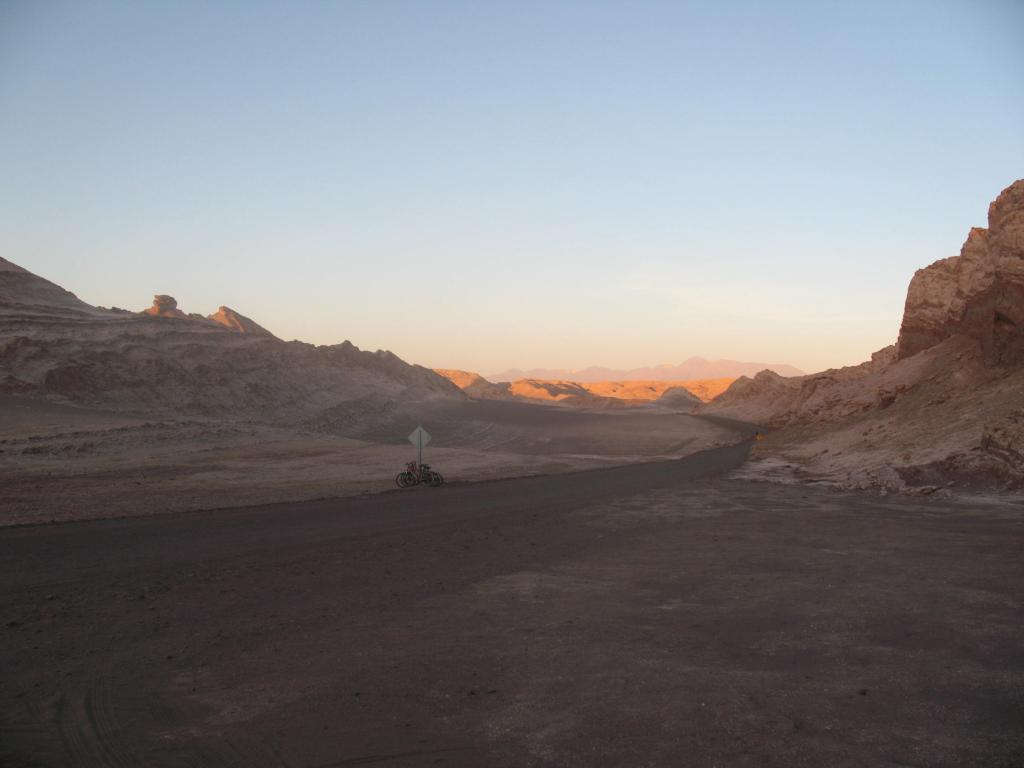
[2,1,1022,375]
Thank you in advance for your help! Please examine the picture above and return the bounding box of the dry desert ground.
[2,442,1023,767]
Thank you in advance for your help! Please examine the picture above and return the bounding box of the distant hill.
[488,357,803,383]
[432,369,512,400]
[435,369,732,408]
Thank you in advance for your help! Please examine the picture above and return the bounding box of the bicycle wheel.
[396,472,414,488]
[429,471,445,487]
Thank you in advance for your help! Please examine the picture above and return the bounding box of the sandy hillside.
[0,258,461,424]
[704,179,1024,493]
[433,369,513,400]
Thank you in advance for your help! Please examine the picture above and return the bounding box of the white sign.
[408,426,431,448]
[405,430,430,460]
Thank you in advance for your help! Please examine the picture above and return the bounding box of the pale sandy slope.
[0,395,742,525]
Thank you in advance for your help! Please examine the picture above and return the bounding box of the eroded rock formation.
[703,179,1024,490]
[208,306,275,337]
[143,295,187,319]
[897,180,1024,365]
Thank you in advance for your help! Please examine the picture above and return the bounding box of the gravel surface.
[2,442,1023,767]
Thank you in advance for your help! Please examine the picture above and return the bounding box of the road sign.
[408,426,431,464]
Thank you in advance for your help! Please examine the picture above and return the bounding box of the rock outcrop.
[142,296,274,336]
[143,295,187,319]
[897,180,1024,365]
[702,180,1024,491]
[208,306,275,337]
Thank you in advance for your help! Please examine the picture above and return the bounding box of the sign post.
[408,426,431,466]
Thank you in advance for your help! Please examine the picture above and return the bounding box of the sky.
[1,1,1022,376]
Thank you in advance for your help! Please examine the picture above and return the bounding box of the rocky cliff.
[898,180,1024,365]
[703,179,1024,491]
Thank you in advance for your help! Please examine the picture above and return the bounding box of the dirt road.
[2,443,1023,766]
[0,397,740,525]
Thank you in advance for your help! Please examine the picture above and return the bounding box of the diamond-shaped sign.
[408,426,431,448]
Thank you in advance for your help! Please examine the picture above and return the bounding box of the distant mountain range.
[487,358,804,383]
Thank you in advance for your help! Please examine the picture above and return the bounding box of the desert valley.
[3,181,1022,525]
[0,260,754,524]
[2,3,1023,764]
[1,181,1023,766]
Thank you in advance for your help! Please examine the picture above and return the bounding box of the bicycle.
[395,461,445,488]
